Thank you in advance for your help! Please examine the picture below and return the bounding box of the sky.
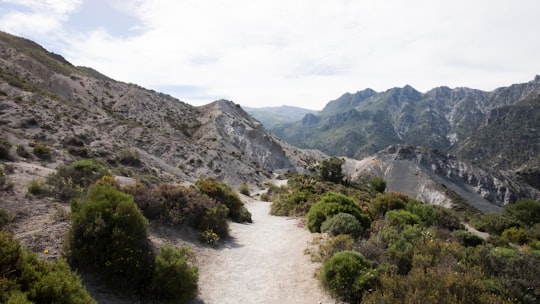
[1,0,540,110]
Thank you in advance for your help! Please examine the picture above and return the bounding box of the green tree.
[319,157,344,183]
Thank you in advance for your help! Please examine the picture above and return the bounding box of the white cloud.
[0,0,81,36]
[2,0,540,109]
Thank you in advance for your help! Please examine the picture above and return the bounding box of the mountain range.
[1,30,539,211]
[263,79,540,172]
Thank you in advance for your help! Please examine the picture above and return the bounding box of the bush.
[452,230,485,247]
[475,212,520,235]
[320,250,379,303]
[0,230,95,303]
[370,177,387,193]
[0,207,13,227]
[48,159,109,200]
[369,192,407,218]
[151,246,198,303]
[27,179,48,197]
[312,234,354,263]
[198,203,230,238]
[502,226,529,245]
[69,183,154,292]
[319,157,344,183]
[432,205,464,231]
[503,199,540,228]
[385,209,421,227]
[306,192,370,233]
[321,212,364,238]
[0,137,12,160]
[196,179,251,223]
[118,148,142,167]
[238,182,250,196]
[271,190,315,216]
[32,143,52,160]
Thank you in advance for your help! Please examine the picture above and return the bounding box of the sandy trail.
[192,197,334,304]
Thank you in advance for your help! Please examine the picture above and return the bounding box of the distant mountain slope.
[344,145,540,211]
[243,105,318,128]
[0,31,322,188]
[269,77,540,172]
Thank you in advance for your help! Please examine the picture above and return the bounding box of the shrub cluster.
[69,182,154,291]
[320,250,379,303]
[306,192,370,233]
[321,212,364,238]
[68,181,199,301]
[196,178,252,223]
[124,182,230,239]
[275,172,540,303]
[47,159,110,200]
[0,230,95,303]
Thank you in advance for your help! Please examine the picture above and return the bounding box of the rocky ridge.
[344,145,540,212]
[0,31,321,189]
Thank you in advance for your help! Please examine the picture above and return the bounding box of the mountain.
[268,78,540,173]
[343,145,540,211]
[243,105,318,128]
[0,31,322,189]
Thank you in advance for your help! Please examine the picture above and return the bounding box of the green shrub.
[503,199,540,228]
[502,226,528,245]
[369,192,407,218]
[0,137,12,160]
[385,209,421,227]
[405,199,436,226]
[321,212,364,238]
[118,148,142,167]
[271,190,315,216]
[238,182,250,196]
[478,246,540,303]
[452,230,485,247]
[0,230,95,304]
[27,179,48,197]
[47,159,109,200]
[320,250,379,303]
[151,246,198,303]
[306,192,370,233]
[319,157,345,183]
[475,212,520,235]
[69,183,154,292]
[32,143,51,160]
[312,234,354,263]
[198,203,230,238]
[196,178,252,223]
[432,205,464,231]
[370,177,387,193]
[0,207,13,227]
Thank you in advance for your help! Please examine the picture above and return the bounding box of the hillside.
[269,78,540,172]
[0,31,321,189]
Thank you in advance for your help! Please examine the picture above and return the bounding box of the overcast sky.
[1,0,540,110]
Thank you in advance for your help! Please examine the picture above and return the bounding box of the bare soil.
[189,197,334,304]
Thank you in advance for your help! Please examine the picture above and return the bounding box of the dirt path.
[191,197,334,304]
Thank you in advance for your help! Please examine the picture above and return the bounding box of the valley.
[1,31,539,303]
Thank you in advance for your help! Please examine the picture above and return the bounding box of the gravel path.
[192,198,334,304]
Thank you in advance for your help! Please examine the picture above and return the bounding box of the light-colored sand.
[192,198,334,304]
